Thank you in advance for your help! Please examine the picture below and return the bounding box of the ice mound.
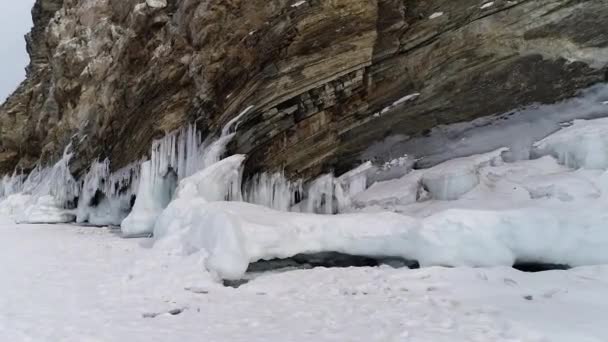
[533,118,608,169]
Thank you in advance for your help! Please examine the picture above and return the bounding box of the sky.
[0,0,36,103]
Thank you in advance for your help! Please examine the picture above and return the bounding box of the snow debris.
[146,0,167,9]
[291,1,307,8]
[429,12,444,19]
[480,2,494,9]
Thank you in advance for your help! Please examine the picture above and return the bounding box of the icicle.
[244,172,303,211]
[0,169,25,198]
[201,106,254,169]
[298,162,374,214]
[20,143,80,207]
[305,174,336,214]
[105,161,141,198]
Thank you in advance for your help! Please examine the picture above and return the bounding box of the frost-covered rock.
[146,0,167,9]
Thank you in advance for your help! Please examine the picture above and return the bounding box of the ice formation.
[121,161,176,236]
[152,198,608,281]
[149,116,608,280]
[244,172,303,212]
[200,106,254,169]
[174,155,245,202]
[8,145,81,224]
[532,118,608,169]
[302,162,374,214]
[120,124,204,235]
[420,148,506,200]
[0,171,25,198]
[76,159,138,226]
[121,107,254,235]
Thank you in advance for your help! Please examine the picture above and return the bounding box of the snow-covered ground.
[1,223,607,341]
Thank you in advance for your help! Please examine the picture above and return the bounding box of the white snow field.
[2,223,608,342]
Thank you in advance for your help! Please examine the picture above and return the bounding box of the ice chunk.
[18,195,76,224]
[0,194,32,223]
[421,148,506,200]
[121,161,176,237]
[353,170,423,208]
[533,118,608,169]
[175,155,245,202]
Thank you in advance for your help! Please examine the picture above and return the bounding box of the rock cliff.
[1,0,607,181]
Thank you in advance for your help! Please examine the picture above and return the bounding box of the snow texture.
[4,223,608,341]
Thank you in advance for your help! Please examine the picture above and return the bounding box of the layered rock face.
[1,0,607,180]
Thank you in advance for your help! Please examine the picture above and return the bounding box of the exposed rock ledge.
[1,0,607,181]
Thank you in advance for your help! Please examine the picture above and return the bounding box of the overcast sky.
[0,0,36,103]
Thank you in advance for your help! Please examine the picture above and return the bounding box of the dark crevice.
[222,252,420,288]
[513,262,571,273]
[247,252,420,273]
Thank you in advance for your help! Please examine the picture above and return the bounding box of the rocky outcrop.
[1,0,607,180]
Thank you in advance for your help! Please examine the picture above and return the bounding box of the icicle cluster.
[150,123,203,182]
[304,162,374,214]
[0,170,25,198]
[18,144,80,207]
[244,172,303,211]
[105,161,141,198]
